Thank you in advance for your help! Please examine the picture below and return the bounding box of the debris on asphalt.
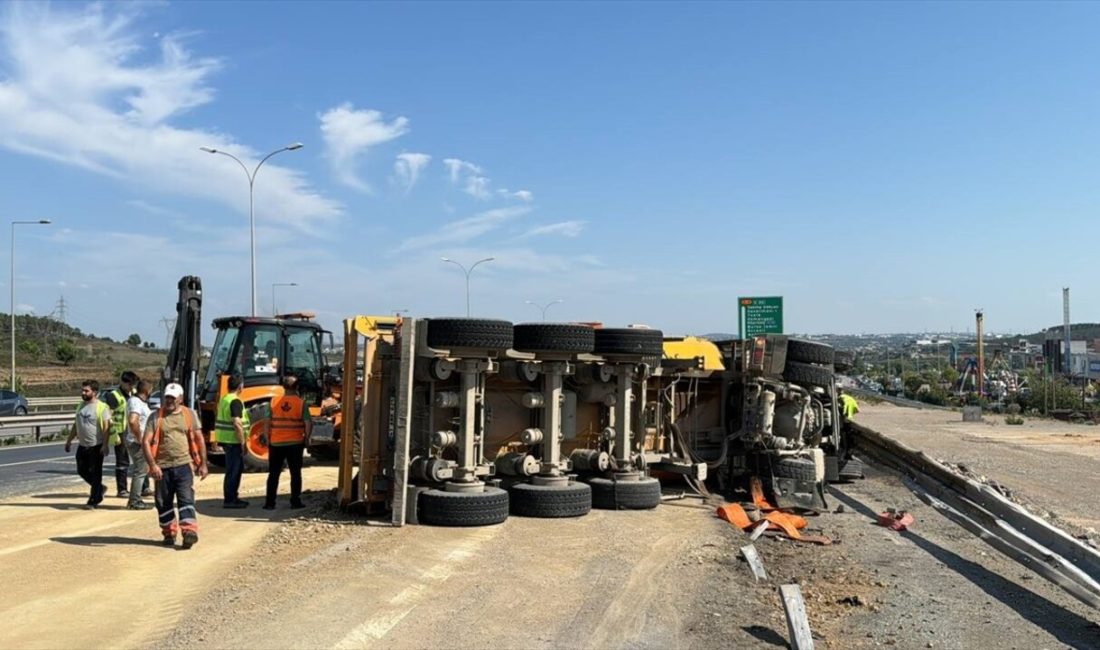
[877,509,915,531]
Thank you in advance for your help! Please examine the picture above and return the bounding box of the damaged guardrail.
[849,422,1100,610]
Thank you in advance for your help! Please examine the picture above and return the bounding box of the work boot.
[290,499,306,509]
[117,489,129,498]
[181,531,198,550]
[162,535,176,547]
[127,501,152,511]
[223,499,249,509]
[141,488,154,497]
[262,503,276,511]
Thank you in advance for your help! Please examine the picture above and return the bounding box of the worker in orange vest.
[263,375,312,510]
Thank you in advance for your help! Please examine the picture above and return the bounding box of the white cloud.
[319,102,409,191]
[395,205,531,252]
[0,4,341,231]
[392,152,431,193]
[521,220,585,238]
[513,190,534,202]
[443,157,492,199]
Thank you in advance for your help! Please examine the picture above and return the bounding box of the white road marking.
[0,520,131,557]
[0,455,71,468]
[334,526,499,648]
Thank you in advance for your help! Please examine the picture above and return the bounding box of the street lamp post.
[441,257,494,317]
[525,299,563,322]
[10,219,51,390]
[271,282,298,316]
[200,142,304,316]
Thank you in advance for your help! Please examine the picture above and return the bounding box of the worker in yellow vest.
[214,375,250,509]
[263,375,312,510]
[839,390,860,421]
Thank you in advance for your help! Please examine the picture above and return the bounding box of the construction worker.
[124,380,155,510]
[102,371,137,498]
[64,380,111,509]
[839,390,860,421]
[263,375,312,510]
[143,383,208,549]
[215,374,250,509]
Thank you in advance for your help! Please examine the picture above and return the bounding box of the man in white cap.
[142,383,208,549]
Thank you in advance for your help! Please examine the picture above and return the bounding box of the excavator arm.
[162,276,203,410]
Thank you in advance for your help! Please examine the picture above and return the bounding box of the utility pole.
[160,316,176,350]
[1063,287,1072,378]
[975,309,984,398]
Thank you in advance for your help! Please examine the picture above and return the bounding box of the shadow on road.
[741,625,787,647]
[1,502,126,511]
[829,484,1100,648]
[51,535,165,548]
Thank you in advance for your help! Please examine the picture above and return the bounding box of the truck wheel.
[593,328,664,357]
[783,361,833,388]
[509,481,592,518]
[426,318,513,351]
[834,350,853,373]
[786,339,834,365]
[770,456,817,481]
[418,487,509,527]
[512,323,595,355]
[589,476,661,510]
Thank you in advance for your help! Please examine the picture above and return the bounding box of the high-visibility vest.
[269,395,306,445]
[214,393,250,444]
[840,394,859,419]
[75,401,111,443]
[149,407,202,468]
[108,388,127,446]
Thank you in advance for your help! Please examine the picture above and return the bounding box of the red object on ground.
[877,510,915,531]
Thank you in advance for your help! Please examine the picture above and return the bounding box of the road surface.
[0,440,101,500]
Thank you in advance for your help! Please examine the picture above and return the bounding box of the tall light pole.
[526,299,563,322]
[271,282,298,316]
[200,142,304,316]
[10,219,50,390]
[441,257,494,317]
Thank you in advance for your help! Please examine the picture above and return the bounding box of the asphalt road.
[0,440,126,500]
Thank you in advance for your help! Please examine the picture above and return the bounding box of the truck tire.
[589,476,661,510]
[593,328,664,357]
[786,339,834,365]
[509,481,592,518]
[418,486,509,527]
[834,350,853,373]
[770,456,817,482]
[426,318,513,351]
[512,323,595,355]
[783,361,833,388]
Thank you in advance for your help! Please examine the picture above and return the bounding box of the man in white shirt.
[124,380,154,510]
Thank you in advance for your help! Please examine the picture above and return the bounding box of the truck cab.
[200,313,329,468]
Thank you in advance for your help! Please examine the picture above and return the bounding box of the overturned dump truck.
[336,317,848,526]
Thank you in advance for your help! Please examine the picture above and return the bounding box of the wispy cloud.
[396,205,531,252]
[392,152,431,193]
[319,103,409,192]
[443,157,492,199]
[126,199,183,219]
[0,3,341,230]
[520,220,585,238]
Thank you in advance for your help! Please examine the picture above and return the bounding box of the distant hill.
[1,313,166,396]
[1021,323,1100,345]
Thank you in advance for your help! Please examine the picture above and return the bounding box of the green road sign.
[738,296,783,339]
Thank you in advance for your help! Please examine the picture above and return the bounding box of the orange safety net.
[715,477,832,545]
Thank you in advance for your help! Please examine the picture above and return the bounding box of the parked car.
[0,390,29,416]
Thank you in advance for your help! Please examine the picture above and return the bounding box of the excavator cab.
[200,313,329,469]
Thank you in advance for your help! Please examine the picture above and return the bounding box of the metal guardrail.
[850,421,1100,610]
[0,413,73,443]
[27,397,80,412]
[846,387,953,412]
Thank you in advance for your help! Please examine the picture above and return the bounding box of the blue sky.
[1,1,1098,343]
